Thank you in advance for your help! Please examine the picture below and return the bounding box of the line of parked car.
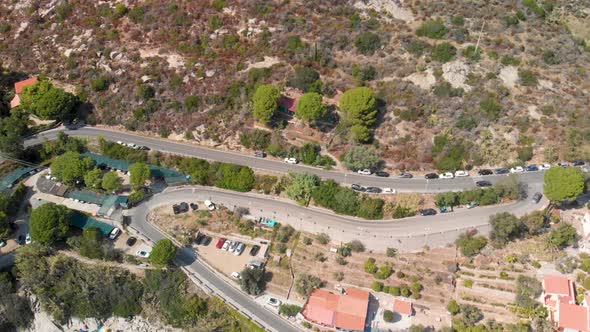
[116,141,150,150]
[172,200,216,214]
[355,160,587,180]
[215,237,261,257]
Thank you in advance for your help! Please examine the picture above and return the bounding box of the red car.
[216,238,226,249]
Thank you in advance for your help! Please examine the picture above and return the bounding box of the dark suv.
[531,192,543,204]
[420,208,437,216]
[477,169,493,176]
[351,184,366,192]
[424,173,438,179]
[254,151,267,158]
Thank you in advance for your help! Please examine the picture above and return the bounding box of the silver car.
[234,243,246,256]
[229,241,240,252]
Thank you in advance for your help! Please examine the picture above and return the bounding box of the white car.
[267,297,282,307]
[439,172,454,179]
[284,157,298,164]
[357,169,372,175]
[382,188,396,194]
[454,170,469,177]
[510,166,524,173]
[539,163,551,170]
[116,141,124,145]
[25,233,31,244]
[109,228,121,240]
[0,240,6,248]
[231,272,241,279]
[222,240,232,251]
[204,200,216,211]
[135,250,150,258]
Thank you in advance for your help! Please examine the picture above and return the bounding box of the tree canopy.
[489,212,525,247]
[456,232,488,257]
[285,172,319,206]
[84,168,103,189]
[239,267,266,296]
[547,223,578,249]
[50,151,93,185]
[339,87,378,128]
[287,66,321,93]
[149,239,177,267]
[252,84,280,124]
[129,162,150,190]
[29,203,71,245]
[19,80,78,120]
[544,167,584,202]
[101,171,122,192]
[295,92,326,123]
[295,273,322,296]
[341,145,380,171]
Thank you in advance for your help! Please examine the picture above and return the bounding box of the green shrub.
[364,258,378,274]
[500,55,521,66]
[375,265,393,280]
[447,300,460,315]
[279,304,301,317]
[335,257,347,265]
[531,261,541,269]
[462,279,473,288]
[519,69,538,86]
[431,42,457,62]
[383,310,394,322]
[371,281,384,292]
[354,32,381,55]
[480,97,502,120]
[462,45,482,62]
[389,286,400,296]
[333,271,344,281]
[401,287,411,297]
[386,247,397,257]
[416,19,448,39]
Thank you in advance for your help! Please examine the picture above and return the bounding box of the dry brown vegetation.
[1,0,589,170]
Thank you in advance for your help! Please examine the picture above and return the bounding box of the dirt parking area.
[195,234,269,278]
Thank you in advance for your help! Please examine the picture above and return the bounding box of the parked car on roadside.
[572,160,585,167]
[532,192,543,204]
[267,297,282,307]
[454,170,469,177]
[204,200,216,211]
[365,187,382,193]
[216,238,226,249]
[357,169,372,175]
[539,164,551,170]
[222,240,232,251]
[424,173,438,179]
[234,242,246,256]
[25,233,31,244]
[398,172,413,179]
[375,171,390,177]
[526,165,539,172]
[494,168,509,174]
[477,169,493,176]
[17,235,24,245]
[135,250,150,258]
[284,157,298,164]
[249,245,261,256]
[0,239,5,248]
[420,208,437,216]
[382,188,396,194]
[126,237,137,246]
[439,172,454,179]
[229,241,240,252]
[254,151,266,158]
[202,236,212,246]
[557,162,569,167]
[109,228,121,240]
[231,272,241,279]
[190,203,198,211]
[510,166,524,174]
[476,180,492,187]
[351,184,366,192]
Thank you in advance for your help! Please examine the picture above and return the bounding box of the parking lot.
[194,234,268,278]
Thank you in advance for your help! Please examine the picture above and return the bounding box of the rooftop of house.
[393,298,413,316]
[544,275,574,296]
[559,302,590,332]
[301,288,369,331]
[14,77,38,94]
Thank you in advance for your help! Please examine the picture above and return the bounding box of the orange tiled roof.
[14,77,37,94]
[544,275,573,296]
[301,288,369,331]
[393,298,413,315]
[558,302,590,331]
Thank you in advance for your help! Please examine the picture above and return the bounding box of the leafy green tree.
[239,267,266,295]
[0,130,24,158]
[101,171,122,192]
[311,180,339,208]
[349,124,372,144]
[149,239,177,267]
[383,310,394,322]
[19,80,78,120]
[129,162,150,190]
[84,168,103,188]
[489,212,525,247]
[239,129,270,150]
[416,19,448,39]
[0,211,9,239]
[90,75,110,92]
[332,188,360,216]
[297,143,321,165]
[357,197,384,219]
[547,223,578,249]
[77,228,103,259]
[295,92,326,122]
[436,192,459,208]
[544,167,584,202]
[135,84,155,101]
[252,84,280,124]
[295,273,322,296]
[447,300,460,315]
[287,66,321,93]
[29,203,71,245]
[176,158,211,185]
[0,272,34,330]
[285,172,319,206]
[339,87,377,127]
[341,145,380,171]
[51,151,93,185]
[515,275,542,309]
[213,163,255,192]
[456,232,488,257]
[460,304,483,325]
[520,211,547,236]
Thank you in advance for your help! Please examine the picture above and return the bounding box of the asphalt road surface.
[26,126,545,193]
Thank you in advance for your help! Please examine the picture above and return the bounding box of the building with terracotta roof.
[10,76,37,108]
[393,298,413,317]
[300,288,370,331]
[278,95,296,114]
[543,275,590,332]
